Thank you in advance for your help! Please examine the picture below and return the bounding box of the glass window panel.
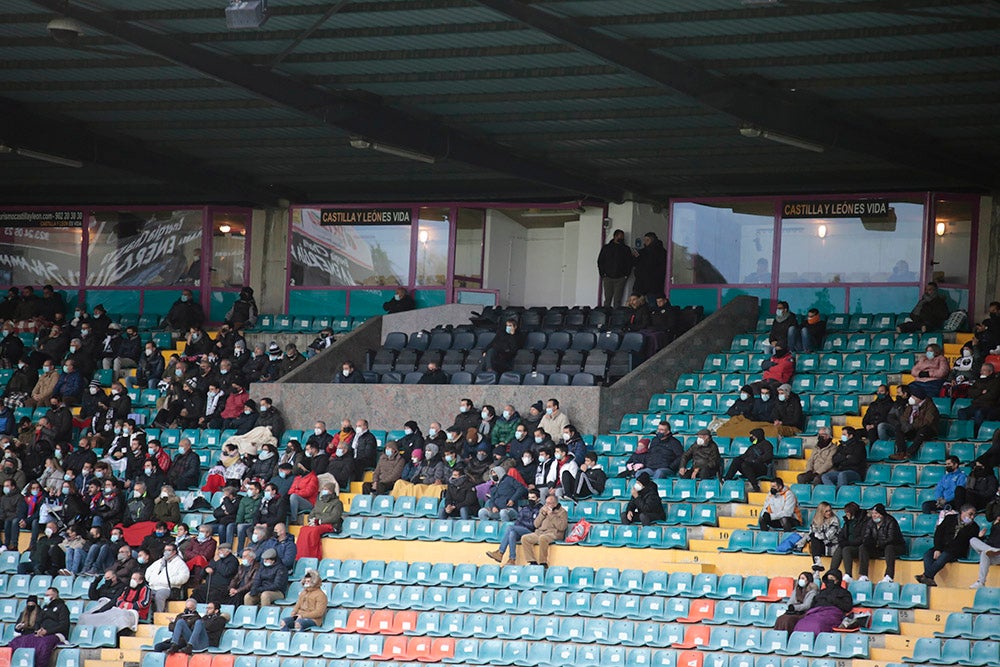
[932,198,974,284]
[211,212,248,288]
[778,200,924,284]
[86,209,203,287]
[416,207,450,287]
[289,208,411,287]
[454,208,484,286]
[0,226,82,286]
[670,201,775,285]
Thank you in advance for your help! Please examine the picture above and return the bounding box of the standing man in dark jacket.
[349,419,377,481]
[597,229,633,307]
[724,427,773,491]
[917,504,980,586]
[623,472,665,525]
[820,427,868,487]
[163,289,205,333]
[631,232,667,301]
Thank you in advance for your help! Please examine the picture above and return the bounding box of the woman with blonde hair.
[797,501,840,572]
[279,568,328,632]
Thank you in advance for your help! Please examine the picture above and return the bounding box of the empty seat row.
[384,329,640,354]
[369,347,629,381]
[905,638,1000,667]
[674,371,885,395]
[364,370,599,386]
[249,314,363,334]
[755,312,906,333]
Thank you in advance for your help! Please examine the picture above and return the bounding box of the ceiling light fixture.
[817,224,827,239]
[0,144,82,168]
[349,136,435,164]
[739,125,825,153]
[219,224,232,234]
[935,221,946,237]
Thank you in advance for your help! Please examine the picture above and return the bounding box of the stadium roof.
[2,0,1000,206]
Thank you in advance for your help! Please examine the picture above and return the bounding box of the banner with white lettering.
[86,210,203,286]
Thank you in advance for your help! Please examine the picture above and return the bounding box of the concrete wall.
[260,381,603,435]
[380,304,479,344]
[483,210,528,305]
[277,316,382,384]
[599,295,760,433]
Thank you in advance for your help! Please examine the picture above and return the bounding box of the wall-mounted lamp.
[935,221,946,237]
[219,224,232,234]
[418,229,429,244]
[817,224,827,239]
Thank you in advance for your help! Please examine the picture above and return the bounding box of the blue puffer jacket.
[513,503,541,531]
[250,560,289,596]
[488,474,527,509]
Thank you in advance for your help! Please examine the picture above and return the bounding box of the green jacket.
[235,494,261,525]
[491,414,521,447]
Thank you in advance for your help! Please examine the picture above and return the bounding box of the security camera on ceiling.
[47,17,85,45]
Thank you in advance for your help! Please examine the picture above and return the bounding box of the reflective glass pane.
[290,207,411,287]
[211,212,248,288]
[671,201,775,285]
[87,209,203,287]
[416,208,450,287]
[778,200,924,283]
[932,198,974,284]
[0,225,81,286]
[454,208,484,289]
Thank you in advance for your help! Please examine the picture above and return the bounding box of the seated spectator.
[479,465,527,522]
[269,523,296,570]
[207,486,240,547]
[168,439,201,491]
[678,430,722,479]
[758,477,800,532]
[166,599,226,654]
[417,361,448,384]
[641,423,684,479]
[183,525,217,588]
[492,405,521,446]
[90,568,127,604]
[917,504,980,586]
[287,467,319,522]
[1,477,28,550]
[623,472,665,526]
[298,483,343,558]
[307,327,334,355]
[305,421,332,453]
[958,363,1000,434]
[771,384,804,435]
[969,512,1000,588]
[974,301,1000,356]
[539,398,570,443]
[278,344,305,378]
[335,360,365,384]
[279,568,327,632]
[759,344,794,392]
[245,547,288,605]
[58,524,87,575]
[897,281,949,333]
[8,587,69,667]
[192,543,238,604]
[477,319,521,374]
[383,287,415,314]
[520,492,568,567]
[439,467,479,520]
[78,571,151,631]
[153,485,181,524]
[726,385,756,420]
[717,384,781,439]
[773,572,818,633]
[724,427,773,491]
[363,440,405,495]
[533,446,558,498]
[327,442,354,491]
[793,569,854,636]
[820,427,867,487]
[146,542,190,612]
[300,440,329,477]
[568,452,607,501]
[52,361,84,405]
[620,437,652,478]
[943,342,977,399]
[862,385,895,444]
[787,308,825,353]
[13,595,40,636]
[254,483,290,529]
[81,525,116,575]
[797,502,840,572]
[845,504,906,584]
[921,456,967,514]
[487,488,541,566]
[622,294,651,332]
[797,427,835,485]
[552,442,579,497]
[154,598,201,652]
[889,384,939,461]
[909,344,950,398]
[764,302,796,353]
[24,521,64,575]
[964,460,999,510]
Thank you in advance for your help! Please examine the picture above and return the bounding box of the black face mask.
[770,487,779,495]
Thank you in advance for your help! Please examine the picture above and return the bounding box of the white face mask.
[739,392,749,401]
[522,456,532,465]
[502,410,510,420]
[561,432,570,441]
[259,450,273,460]
[926,351,935,359]
[314,428,323,436]
[481,411,490,420]
[515,431,526,441]
[404,428,412,435]
[459,406,468,413]
[775,309,785,316]
[778,393,787,402]
[428,428,437,438]
[342,369,350,377]
[633,482,643,492]
[760,394,770,402]
[696,437,706,446]
[841,434,849,442]
[798,578,808,587]
[908,396,918,406]
[545,407,554,415]
[963,349,972,358]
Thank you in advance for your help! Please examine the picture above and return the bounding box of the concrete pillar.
[249,206,290,314]
[975,194,998,316]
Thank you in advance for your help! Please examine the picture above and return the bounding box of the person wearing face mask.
[287,451,321,520]
[299,442,330,477]
[847,503,906,584]
[819,427,867,488]
[920,455,968,514]
[46,397,73,445]
[467,439,494,480]
[792,568,854,636]
[7,587,69,667]
[26,360,60,408]
[182,527,218,589]
[253,483,290,529]
[382,286,415,314]
[204,486,240,547]
[307,327,335,356]
[334,360,365,384]
[533,447,559,498]
[487,488,541,566]
[191,544,238,604]
[297,482,343,558]
[232,482,262,551]
[51,359,83,405]
[944,341,977,397]
[219,548,258,606]
[725,385,756,422]
[0,478,28,551]
[129,342,164,390]
[65,334,97,380]
[796,501,841,573]
[757,341,795,395]
[166,438,200,492]
[479,465,528,522]
[80,526,115,576]
[765,301,797,354]
[139,523,174,562]
[305,420,333,452]
[145,542,191,613]
[797,427,838,485]
[450,398,480,435]
[110,324,141,380]
[92,482,124,528]
[861,384,896,445]
[956,363,1000,435]
[917,504,980,586]
[750,385,777,424]
[827,502,867,581]
[516,449,538,489]
[507,424,533,461]
[0,322,25,370]
[768,384,804,435]
[477,318,522,374]
[268,462,294,496]
[678,430,722,480]
[80,572,152,631]
[623,471,666,526]
[539,399,570,443]
[14,594,42,635]
[963,460,999,511]
[439,467,480,520]
[2,355,38,407]
[244,444,278,486]
[396,420,424,453]
[364,440,406,495]
[152,485,182,525]
[757,477,801,532]
[724,427,773,492]
[889,383,940,460]
[417,360,449,385]
[349,419,378,480]
[24,521,65,576]
[163,289,205,333]
[327,441,355,491]
[897,281,950,334]
[773,571,819,633]
[909,343,950,396]
[89,569,126,605]
[121,479,154,529]
[246,547,289,606]
[530,428,554,455]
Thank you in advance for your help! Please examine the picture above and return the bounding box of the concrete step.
[85,660,128,667]
[135,625,158,637]
[687,538,724,552]
[118,637,150,651]
[717,516,753,530]
[866,647,910,663]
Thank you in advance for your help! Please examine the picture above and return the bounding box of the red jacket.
[763,353,794,385]
[116,584,152,620]
[288,472,319,505]
[221,390,249,420]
